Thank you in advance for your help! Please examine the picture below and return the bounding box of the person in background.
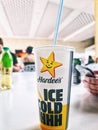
[0,38,22,72]
[83,71,98,95]
[10,52,22,72]
[22,46,35,65]
[22,46,35,72]
[83,56,98,95]
[86,55,95,65]
[96,57,98,63]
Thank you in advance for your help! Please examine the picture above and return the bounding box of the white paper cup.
[34,45,73,130]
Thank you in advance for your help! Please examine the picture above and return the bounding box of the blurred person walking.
[22,46,35,72]
[22,46,35,65]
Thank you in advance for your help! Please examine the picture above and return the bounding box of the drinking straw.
[53,0,64,45]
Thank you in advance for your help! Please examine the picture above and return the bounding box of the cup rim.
[34,45,74,51]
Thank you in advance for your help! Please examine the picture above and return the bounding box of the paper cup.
[34,45,73,130]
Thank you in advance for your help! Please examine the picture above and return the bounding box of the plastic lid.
[3,47,9,51]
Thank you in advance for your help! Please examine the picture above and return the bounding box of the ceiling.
[0,0,94,42]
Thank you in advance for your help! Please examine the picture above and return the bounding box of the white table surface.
[0,72,98,130]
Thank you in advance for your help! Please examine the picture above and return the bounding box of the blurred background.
[0,0,95,64]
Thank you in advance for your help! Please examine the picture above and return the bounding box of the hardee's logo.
[40,52,62,78]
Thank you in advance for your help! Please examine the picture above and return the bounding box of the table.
[69,83,98,130]
[0,72,98,130]
[0,72,40,130]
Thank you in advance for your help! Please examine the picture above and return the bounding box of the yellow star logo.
[40,52,62,78]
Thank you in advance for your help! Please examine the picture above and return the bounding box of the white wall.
[2,37,93,53]
[3,38,61,52]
